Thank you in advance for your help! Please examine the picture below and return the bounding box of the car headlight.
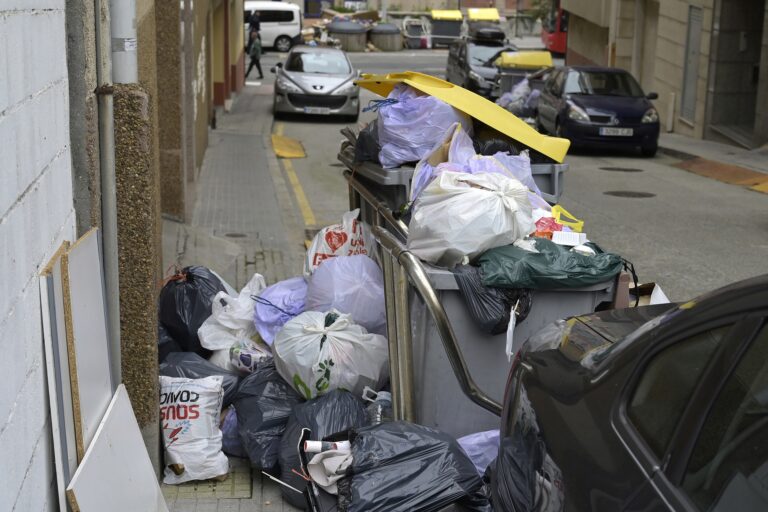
[276,75,302,93]
[567,103,589,122]
[469,70,487,87]
[641,108,659,123]
[333,80,357,95]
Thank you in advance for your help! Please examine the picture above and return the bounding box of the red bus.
[541,1,568,55]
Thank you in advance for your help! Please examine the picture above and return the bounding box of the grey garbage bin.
[369,23,402,52]
[327,21,368,52]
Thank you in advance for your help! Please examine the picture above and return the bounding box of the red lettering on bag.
[189,405,200,419]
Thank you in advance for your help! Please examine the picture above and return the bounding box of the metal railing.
[344,170,503,420]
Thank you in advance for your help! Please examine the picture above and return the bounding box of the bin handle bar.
[373,226,503,417]
[343,170,409,238]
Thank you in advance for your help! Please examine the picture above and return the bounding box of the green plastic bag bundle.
[478,238,623,290]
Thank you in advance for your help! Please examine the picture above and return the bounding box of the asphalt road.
[258,50,767,302]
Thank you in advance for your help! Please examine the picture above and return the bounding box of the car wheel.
[274,36,292,53]
[641,143,658,157]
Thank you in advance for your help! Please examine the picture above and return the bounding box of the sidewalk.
[161,81,305,512]
[659,132,768,194]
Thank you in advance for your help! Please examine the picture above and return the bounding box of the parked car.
[244,1,301,52]
[446,27,515,98]
[490,274,768,511]
[536,66,660,156]
[271,46,359,121]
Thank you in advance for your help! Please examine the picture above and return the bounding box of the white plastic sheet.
[198,273,266,351]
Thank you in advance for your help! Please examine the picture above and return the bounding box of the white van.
[244,1,302,52]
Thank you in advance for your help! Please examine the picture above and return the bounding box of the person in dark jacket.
[245,31,263,79]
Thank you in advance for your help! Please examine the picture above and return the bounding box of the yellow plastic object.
[355,71,570,163]
[551,205,584,233]
[467,8,500,21]
[271,134,306,158]
[431,9,462,21]
[494,51,553,69]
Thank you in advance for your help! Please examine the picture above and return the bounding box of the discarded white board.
[40,242,78,512]
[66,384,169,512]
[62,228,114,459]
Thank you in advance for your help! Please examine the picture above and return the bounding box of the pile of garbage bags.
[496,78,541,121]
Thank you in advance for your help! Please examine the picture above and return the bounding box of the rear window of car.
[564,70,645,97]
[260,10,294,23]
[285,51,350,74]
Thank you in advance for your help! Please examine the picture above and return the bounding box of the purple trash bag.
[253,277,308,345]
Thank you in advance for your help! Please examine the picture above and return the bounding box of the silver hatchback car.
[272,46,360,121]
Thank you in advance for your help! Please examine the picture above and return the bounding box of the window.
[260,10,294,23]
[683,325,768,511]
[628,327,729,457]
[467,44,512,67]
[564,71,645,97]
[552,70,565,95]
[285,51,350,74]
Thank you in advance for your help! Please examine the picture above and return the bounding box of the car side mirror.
[647,92,658,100]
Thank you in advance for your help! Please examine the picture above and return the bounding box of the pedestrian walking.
[245,31,263,80]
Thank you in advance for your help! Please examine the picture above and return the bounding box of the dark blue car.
[536,66,660,156]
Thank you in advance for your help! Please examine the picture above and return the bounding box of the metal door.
[681,6,702,122]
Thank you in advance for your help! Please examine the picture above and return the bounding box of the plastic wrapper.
[453,265,532,335]
[158,266,227,356]
[273,310,389,400]
[279,390,369,507]
[253,276,307,345]
[159,352,241,409]
[478,238,624,290]
[306,255,386,335]
[233,359,304,471]
[377,84,473,168]
[303,210,373,277]
[458,430,500,476]
[160,375,229,484]
[221,406,247,458]
[407,171,534,267]
[229,337,272,374]
[346,421,490,512]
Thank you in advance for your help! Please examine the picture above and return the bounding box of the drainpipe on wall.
[94,0,120,386]
[110,0,139,83]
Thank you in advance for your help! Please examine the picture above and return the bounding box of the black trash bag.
[354,122,381,164]
[158,266,227,356]
[345,421,490,512]
[158,323,181,363]
[488,423,546,512]
[233,359,304,471]
[159,352,241,408]
[453,265,532,335]
[279,390,369,507]
[473,138,519,156]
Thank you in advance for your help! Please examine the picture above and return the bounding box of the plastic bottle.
[362,387,393,426]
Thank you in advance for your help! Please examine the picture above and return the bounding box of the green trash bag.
[478,238,623,290]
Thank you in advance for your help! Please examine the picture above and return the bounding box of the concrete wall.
[230,0,245,94]
[0,2,75,510]
[754,6,768,144]
[562,0,611,27]
[566,14,609,65]
[653,0,714,137]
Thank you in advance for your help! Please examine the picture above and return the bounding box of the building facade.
[562,0,768,148]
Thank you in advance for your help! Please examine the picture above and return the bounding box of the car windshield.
[563,70,645,97]
[285,51,350,74]
[468,44,512,66]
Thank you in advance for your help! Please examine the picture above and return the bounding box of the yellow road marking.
[282,158,317,227]
[274,122,284,136]
[271,134,306,158]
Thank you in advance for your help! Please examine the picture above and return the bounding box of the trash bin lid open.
[355,71,570,163]
[495,51,553,69]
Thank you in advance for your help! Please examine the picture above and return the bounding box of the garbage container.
[430,10,462,47]
[410,267,617,438]
[403,17,428,49]
[327,21,368,52]
[369,23,402,52]
[495,51,553,96]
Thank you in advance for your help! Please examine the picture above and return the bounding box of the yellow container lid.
[495,51,553,69]
[355,71,570,163]
[431,9,463,21]
[467,8,500,21]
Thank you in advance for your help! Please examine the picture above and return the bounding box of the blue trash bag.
[253,277,307,346]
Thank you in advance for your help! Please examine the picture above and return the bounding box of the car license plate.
[304,106,331,115]
[599,127,633,136]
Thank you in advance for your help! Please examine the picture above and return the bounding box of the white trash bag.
[160,375,229,484]
[198,273,267,351]
[407,171,535,267]
[303,209,372,277]
[377,84,473,169]
[306,255,386,336]
[273,310,389,400]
